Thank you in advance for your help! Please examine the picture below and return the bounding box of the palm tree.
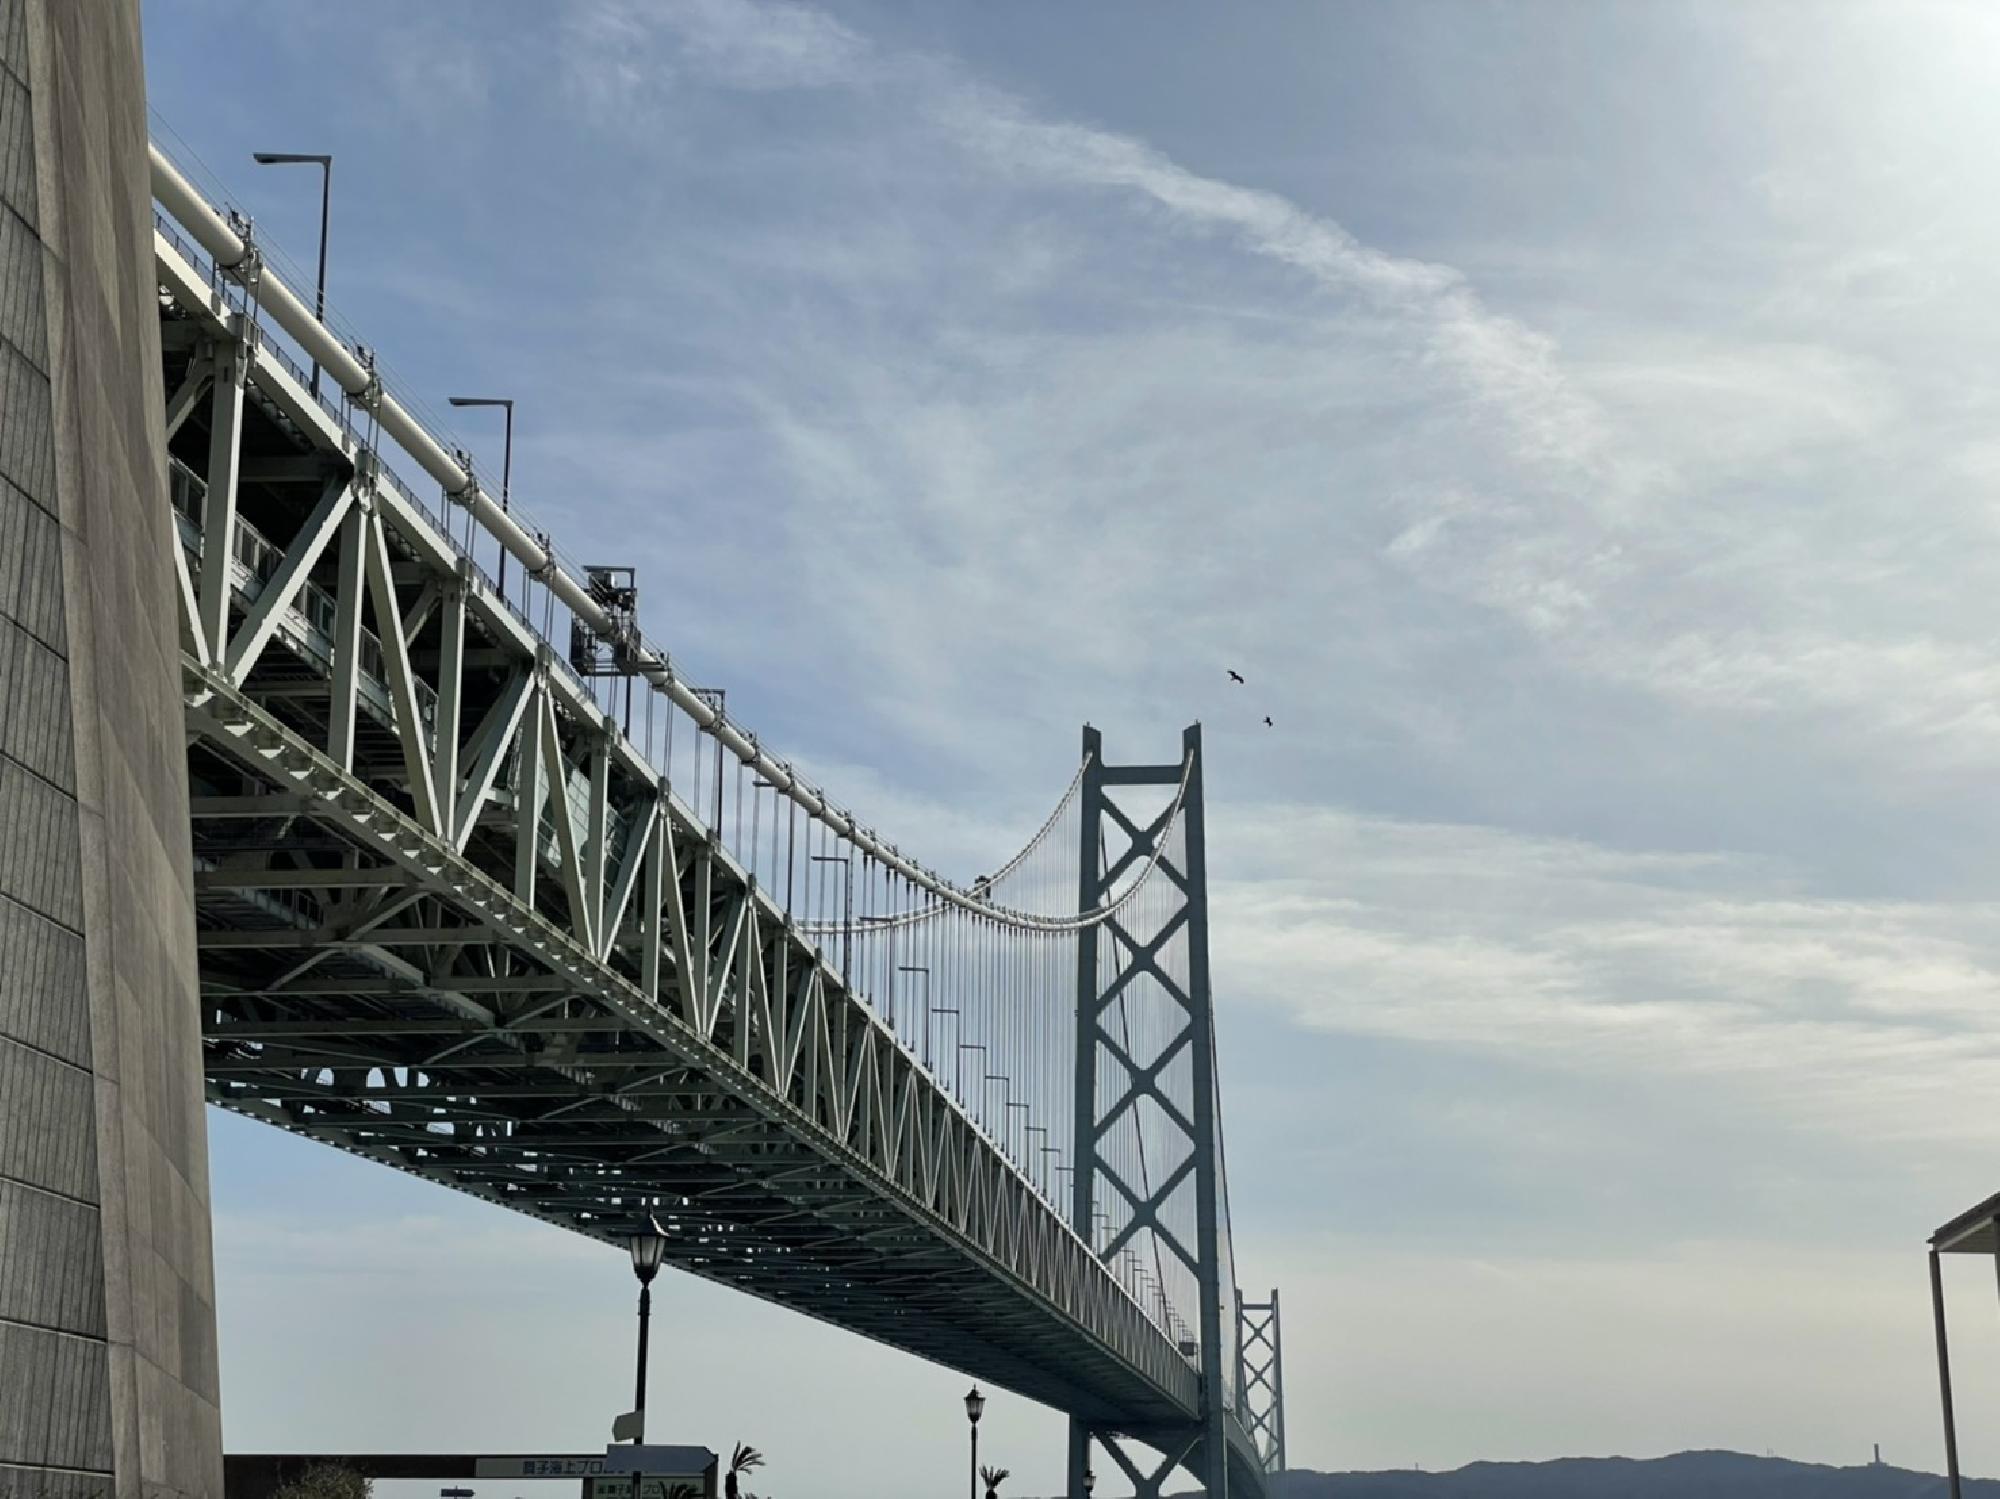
[980,1465,1010,1499]
[724,1444,765,1499]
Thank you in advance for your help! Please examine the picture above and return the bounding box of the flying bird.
[1227,669,1246,684]
[1263,715,1274,727]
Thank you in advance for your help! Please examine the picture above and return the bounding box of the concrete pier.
[0,3,222,1497]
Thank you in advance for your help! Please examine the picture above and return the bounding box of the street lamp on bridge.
[1024,1123,1051,1196]
[931,1003,960,1087]
[956,1041,985,1108]
[984,1072,1012,1141]
[811,853,853,980]
[250,151,331,398]
[897,963,929,1055]
[447,395,515,599]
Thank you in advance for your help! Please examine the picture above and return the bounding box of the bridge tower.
[1068,725,1234,1497]
[1238,1290,1287,1476]
[0,3,223,1499]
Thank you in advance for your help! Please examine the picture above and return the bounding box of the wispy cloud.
[545,0,2000,801]
[1215,804,2000,1152]
[566,0,873,109]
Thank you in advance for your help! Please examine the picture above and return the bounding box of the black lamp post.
[250,151,332,398]
[811,853,853,979]
[1024,1123,1050,1195]
[897,963,929,1057]
[628,1216,667,1444]
[448,395,515,597]
[691,687,727,836]
[931,1002,960,1086]
[963,1387,985,1499]
[1006,1100,1031,1165]
[957,1042,987,1113]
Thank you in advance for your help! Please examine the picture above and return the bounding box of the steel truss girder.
[148,213,1273,1455]
[185,664,1194,1425]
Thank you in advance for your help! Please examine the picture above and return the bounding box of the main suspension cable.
[797,749,1193,936]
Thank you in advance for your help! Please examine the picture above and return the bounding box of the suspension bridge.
[21,97,1290,1494]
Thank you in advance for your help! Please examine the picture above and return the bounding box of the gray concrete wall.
[0,2,222,1498]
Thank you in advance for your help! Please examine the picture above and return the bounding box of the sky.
[138,0,2000,1492]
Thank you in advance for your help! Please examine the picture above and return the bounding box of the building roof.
[1931,1189,2000,1253]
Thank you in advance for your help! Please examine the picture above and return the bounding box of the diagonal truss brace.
[1069,725,1231,1498]
[1238,1290,1287,1474]
[1088,1428,1202,1499]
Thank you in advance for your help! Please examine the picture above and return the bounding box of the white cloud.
[523,0,2000,1193]
[538,0,2000,798]
[565,0,872,109]
[1212,803,2000,1154]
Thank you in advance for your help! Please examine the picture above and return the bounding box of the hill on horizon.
[1236,1451,1996,1499]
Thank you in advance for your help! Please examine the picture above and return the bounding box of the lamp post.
[690,688,727,836]
[931,1003,960,1087]
[627,1216,667,1444]
[985,1074,1013,1144]
[754,776,786,898]
[448,396,515,598]
[1024,1123,1050,1196]
[811,853,853,980]
[1006,1100,1031,1165]
[957,1042,987,1116]
[897,964,930,1060]
[963,1387,985,1499]
[250,151,332,398]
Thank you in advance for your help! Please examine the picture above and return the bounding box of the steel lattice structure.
[1238,1292,1288,1475]
[1069,726,1241,1497]
[147,137,1286,1494]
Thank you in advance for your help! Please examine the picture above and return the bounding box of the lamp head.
[628,1216,667,1285]
[964,1386,985,1425]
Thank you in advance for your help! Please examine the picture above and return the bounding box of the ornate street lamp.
[964,1387,986,1499]
[627,1216,667,1444]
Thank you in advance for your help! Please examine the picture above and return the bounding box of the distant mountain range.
[1257,1451,1994,1499]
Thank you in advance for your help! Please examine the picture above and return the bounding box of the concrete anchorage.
[0,3,223,1498]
